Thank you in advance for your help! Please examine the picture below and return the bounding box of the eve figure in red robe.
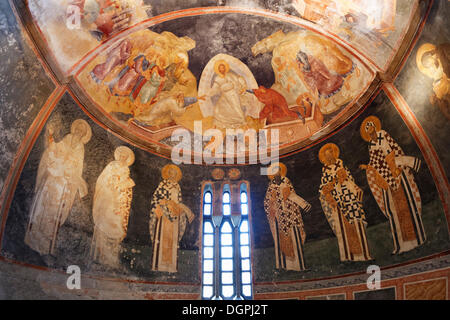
[252,86,300,125]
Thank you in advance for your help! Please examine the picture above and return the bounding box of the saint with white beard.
[90,146,135,268]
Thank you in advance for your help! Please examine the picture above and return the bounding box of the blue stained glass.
[240,192,248,203]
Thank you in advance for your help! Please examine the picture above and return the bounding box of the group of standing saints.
[264,115,426,271]
[25,119,193,272]
[24,115,426,273]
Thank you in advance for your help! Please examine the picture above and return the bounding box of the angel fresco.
[416,43,450,121]
[318,143,372,262]
[90,146,135,268]
[264,163,311,271]
[25,120,92,256]
[360,116,426,254]
[149,165,195,273]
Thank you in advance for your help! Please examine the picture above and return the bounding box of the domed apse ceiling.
[23,0,421,160]
[0,0,449,300]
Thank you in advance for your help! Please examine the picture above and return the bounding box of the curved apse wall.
[0,0,448,300]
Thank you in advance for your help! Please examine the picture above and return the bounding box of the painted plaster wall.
[1,90,448,286]
[0,1,54,194]
[395,0,450,179]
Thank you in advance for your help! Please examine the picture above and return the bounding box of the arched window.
[201,181,253,300]
[202,185,214,299]
[239,183,252,298]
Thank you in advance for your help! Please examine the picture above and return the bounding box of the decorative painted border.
[352,285,397,300]
[254,267,449,300]
[403,276,448,300]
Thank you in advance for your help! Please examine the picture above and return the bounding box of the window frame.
[200,180,253,300]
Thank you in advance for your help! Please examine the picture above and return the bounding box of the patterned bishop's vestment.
[319,159,372,262]
[149,179,194,273]
[366,129,426,254]
[264,176,311,271]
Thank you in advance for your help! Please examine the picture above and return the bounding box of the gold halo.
[71,119,92,144]
[267,162,287,180]
[162,164,182,182]
[214,60,230,76]
[319,143,340,165]
[416,43,438,79]
[360,116,381,142]
[114,146,135,166]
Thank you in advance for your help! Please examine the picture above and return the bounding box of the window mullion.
[233,220,243,300]
[214,221,221,300]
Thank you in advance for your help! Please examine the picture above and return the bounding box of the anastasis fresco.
[0,0,448,301]
[23,0,422,159]
[75,27,372,157]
